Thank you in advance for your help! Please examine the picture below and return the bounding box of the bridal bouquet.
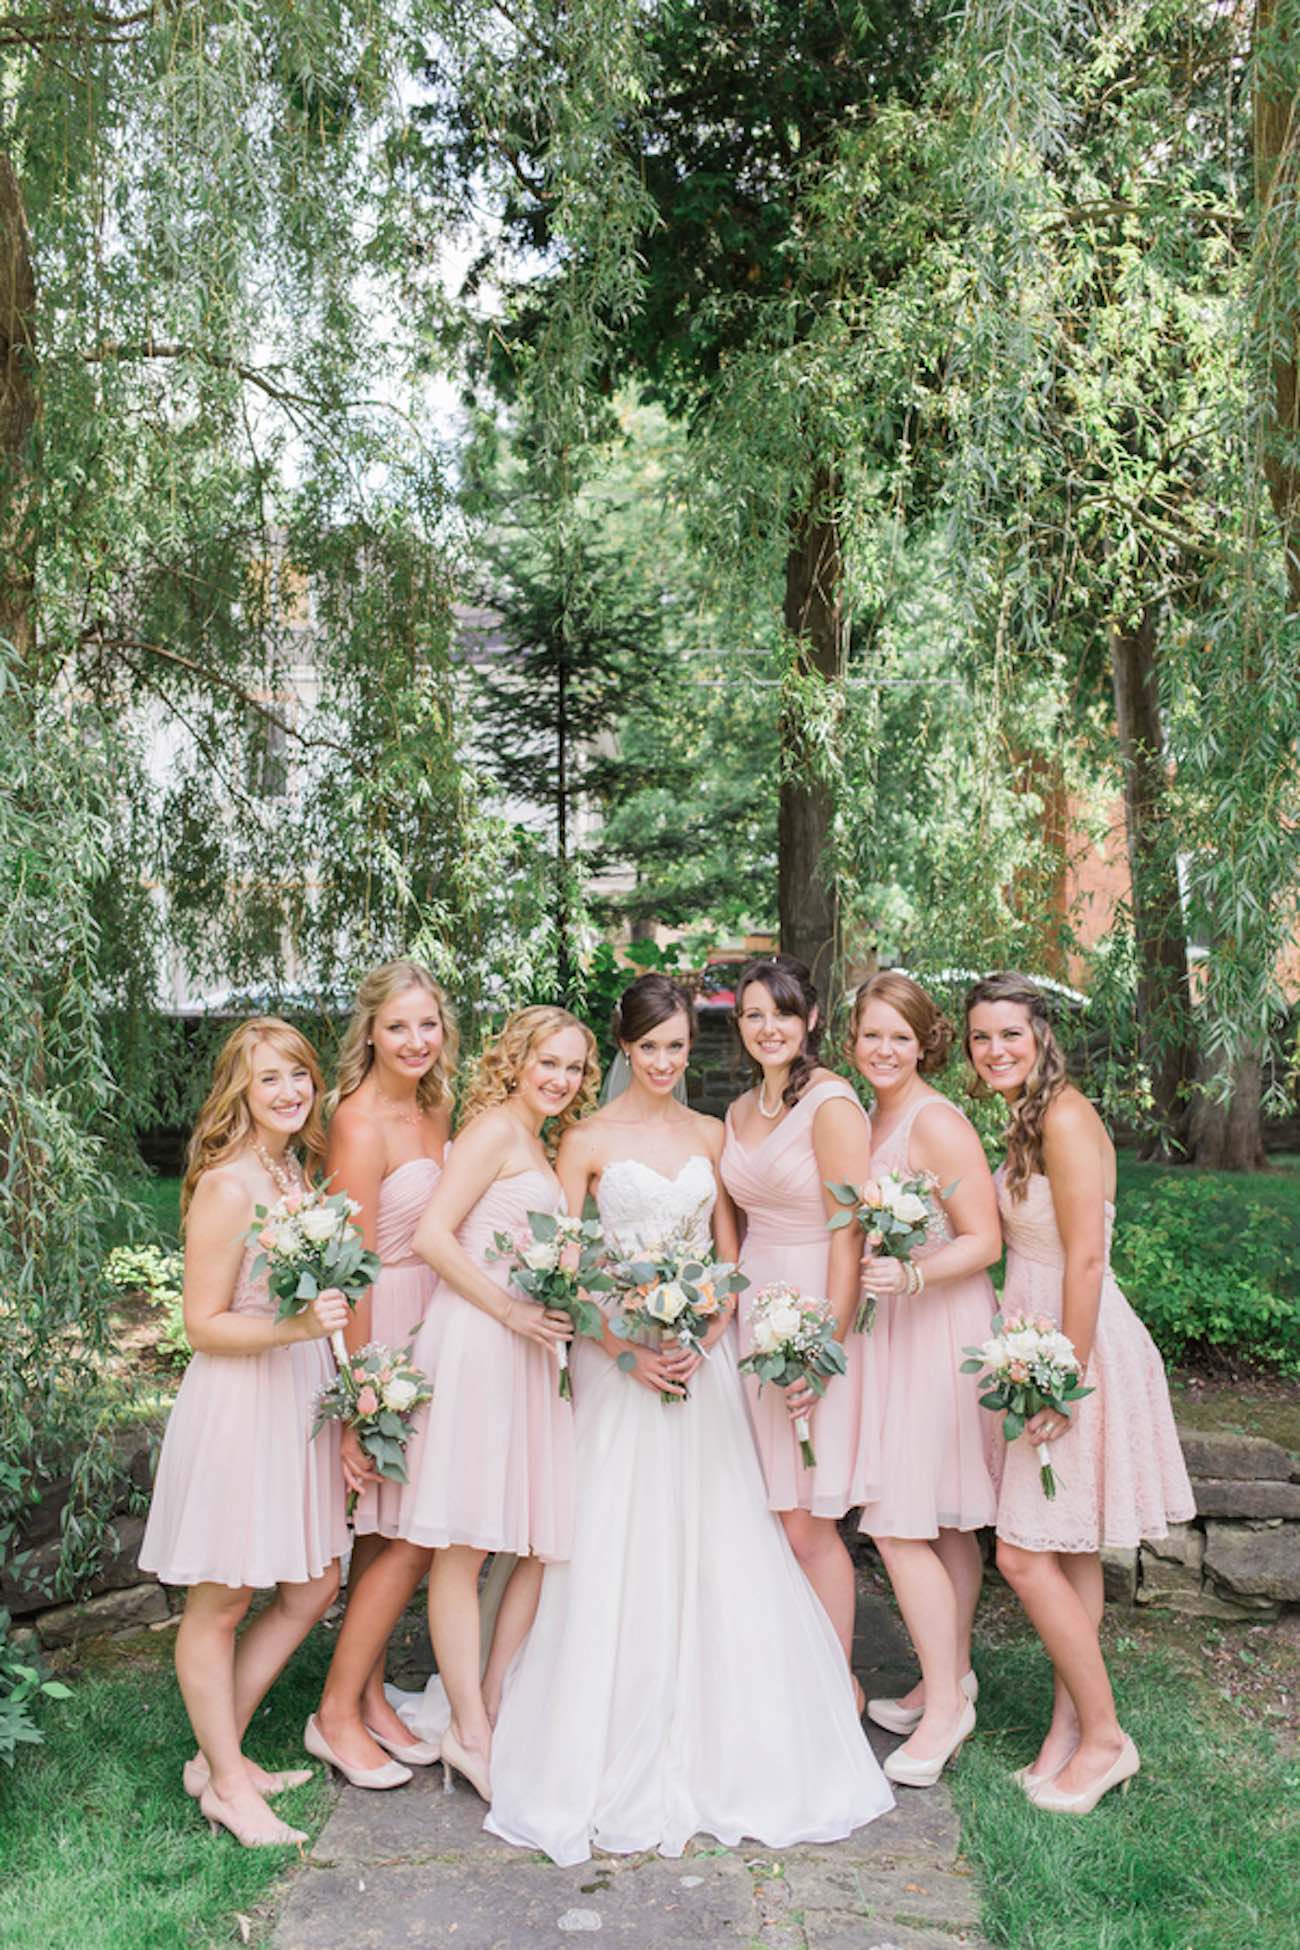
[488,1209,611,1398]
[961,1312,1093,1498]
[608,1234,747,1406]
[827,1169,948,1333]
[247,1184,381,1361]
[313,1341,433,1518]
[738,1283,847,1468]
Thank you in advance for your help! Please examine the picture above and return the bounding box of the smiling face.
[736,979,813,1075]
[516,1026,591,1122]
[852,997,921,1096]
[245,1039,315,1143]
[623,1008,691,1096]
[966,1000,1037,1098]
[370,983,444,1088]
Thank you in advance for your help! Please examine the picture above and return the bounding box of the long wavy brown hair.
[964,972,1068,1201]
[460,1006,600,1154]
[181,1017,326,1221]
[326,960,459,1120]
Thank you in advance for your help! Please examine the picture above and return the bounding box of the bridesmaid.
[965,972,1195,1813]
[308,1006,597,1805]
[139,1018,349,1847]
[308,961,455,1786]
[848,972,1002,1789]
[719,953,871,1690]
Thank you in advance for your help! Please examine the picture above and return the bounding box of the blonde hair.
[460,1006,599,1154]
[327,960,459,1120]
[964,971,1068,1201]
[849,970,954,1076]
[181,1017,326,1220]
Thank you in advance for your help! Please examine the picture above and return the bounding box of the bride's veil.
[600,1049,688,1106]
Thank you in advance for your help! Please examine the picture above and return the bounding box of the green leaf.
[616,1351,637,1373]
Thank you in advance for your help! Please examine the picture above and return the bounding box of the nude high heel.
[1028,1734,1140,1814]
[182,1756,313,1799]
[1012,1744,1076,1795]
[439,1728,491,1802]
[303,1714,412,1791]
[883,1699,976,1789]
[868,1669,979,1737]
[365,1723,441,1767]
[199,1785,306,1849]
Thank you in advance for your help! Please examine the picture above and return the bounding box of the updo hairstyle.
[733,953,823,1109]
[963,971,1068,1201]
[850,970,954,1076]
[613,971,697,1050]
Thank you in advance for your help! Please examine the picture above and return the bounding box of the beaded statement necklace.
[252,1139,302,1196]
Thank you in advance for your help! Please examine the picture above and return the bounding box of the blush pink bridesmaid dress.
[396,1168,575,1563]
[350,1156,441,1540]
[992,1169,1195,1553]
[720,1077,878,1518]
[139,1245,346,1589]
[853,1094,1001,1539]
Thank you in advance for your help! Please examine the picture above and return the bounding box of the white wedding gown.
[482,1154,895,1866]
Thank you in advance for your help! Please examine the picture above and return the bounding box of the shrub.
[103,1246,190,1371]
[0,1609,71,1768]
[1111,1175,1300,1375]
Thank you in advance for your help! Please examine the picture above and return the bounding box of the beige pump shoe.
[868,1668,978,1737]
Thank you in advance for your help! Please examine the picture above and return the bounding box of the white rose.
[648,1281,689,1324]
[520,1239,557,1272]
[272,1220,303,1254]
[879,1174,904,1204]
[1002,1329,1040,1363]
[893,1192,929,1226]
[298,1205,341,1244]
[767,1303,802,1343]
[382,1377,418,1413]
[1042,1331,1077,1368]
[751,1316,780,1354]
[980,1335,1009,1368]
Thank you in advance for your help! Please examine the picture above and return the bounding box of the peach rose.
[355,1385,379,1417]
[558,1239,581,1276]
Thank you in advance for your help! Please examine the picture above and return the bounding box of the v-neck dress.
[720,1078,877,1519]
[395,1167,575,1562]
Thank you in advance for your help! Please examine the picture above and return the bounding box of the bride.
[484,972,894,1866]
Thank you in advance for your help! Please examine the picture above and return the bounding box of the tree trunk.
[1188,1042,1269,1170]
[779,470,844,999]
[1108,608,1195,1157]
[0,146,37,673]
[1254,0,1300,612]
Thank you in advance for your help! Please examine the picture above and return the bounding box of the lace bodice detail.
[995,1168,1115,1272]
[595,1154,717,1260]
[231,1244,274,1317]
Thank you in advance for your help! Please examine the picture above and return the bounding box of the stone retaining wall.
[6,1427,1297,1651]
[1101,1430,1300,1621]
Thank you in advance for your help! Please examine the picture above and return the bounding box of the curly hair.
[849,970,954,1076]
[734,953,823,1108]
[613,972,697,1049]
[181,1017,326,1221]
[964,971,1068,1201]
[459,1006,600,1154]
[327,959,459,1121]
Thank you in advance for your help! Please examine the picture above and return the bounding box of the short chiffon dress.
[853,1094,1002,1539]
[351,1155,441,1539]
[720,1077,879,1519]
[139,1245,346,1588]
[396,1168,575,1562]
[993,1168,1195,1553]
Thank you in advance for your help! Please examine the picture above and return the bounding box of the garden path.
[269,1587,989,1950]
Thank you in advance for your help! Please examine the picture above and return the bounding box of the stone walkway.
[271,1592,988,1950]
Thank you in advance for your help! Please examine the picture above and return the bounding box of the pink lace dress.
[139,1246,346,1588]
[853,1096,1001,1539]
[351,1156,441,1539]
[396,1168,575,1562]
[993,1169,1195,1553]
[720,1078,878,1519]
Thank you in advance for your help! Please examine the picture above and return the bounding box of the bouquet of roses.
[247,1183,382,1362]
[608,1231,747,1406]
[487,1208,612,1398]
[737,1282,847,1467]
[313,1341,433,1518]
[827,1169,948,1333]
[961,1311,1093,1498]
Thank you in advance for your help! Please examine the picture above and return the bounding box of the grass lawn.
[0,1628,334,1950]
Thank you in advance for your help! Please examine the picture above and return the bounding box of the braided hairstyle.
[964,971,1068,1201]
[734,953,823,1109]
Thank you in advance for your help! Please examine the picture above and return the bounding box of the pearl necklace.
[756,1082,786,1120]
[253,1139,301,1197]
